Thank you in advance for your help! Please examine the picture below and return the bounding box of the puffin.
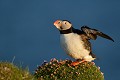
[53,20,114,66]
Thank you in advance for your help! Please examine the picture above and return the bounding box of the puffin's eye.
[65,22,67,24]
[58,22,61,24]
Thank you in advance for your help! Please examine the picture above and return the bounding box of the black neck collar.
[60,27,73,34]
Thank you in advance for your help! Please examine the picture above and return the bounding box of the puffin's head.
[54,20,72,30]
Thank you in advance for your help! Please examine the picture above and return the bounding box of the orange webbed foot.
[71,60,86,66]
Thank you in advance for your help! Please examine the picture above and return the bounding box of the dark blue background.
[0,0,120,80]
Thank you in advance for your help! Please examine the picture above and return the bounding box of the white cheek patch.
[61,23,71,30]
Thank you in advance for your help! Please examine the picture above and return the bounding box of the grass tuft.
[0,62,36,80]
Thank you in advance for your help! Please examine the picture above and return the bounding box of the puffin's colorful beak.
[54,20,61,25]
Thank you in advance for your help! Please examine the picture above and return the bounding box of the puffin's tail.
[90,52,100,60]
[89,52,96,58]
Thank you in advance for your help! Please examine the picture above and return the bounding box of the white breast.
[60,33,92,61]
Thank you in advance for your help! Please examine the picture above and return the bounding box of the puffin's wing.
[81,26,114,42]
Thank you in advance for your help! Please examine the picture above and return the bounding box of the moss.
[34,59,104,80]
[0,62,35,80]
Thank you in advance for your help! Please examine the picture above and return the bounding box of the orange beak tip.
[54,22,56,25]
[54,20,60,25]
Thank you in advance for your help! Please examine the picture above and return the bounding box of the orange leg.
[71,59,86,66]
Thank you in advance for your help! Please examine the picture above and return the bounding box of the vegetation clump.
[34,58,104,80]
